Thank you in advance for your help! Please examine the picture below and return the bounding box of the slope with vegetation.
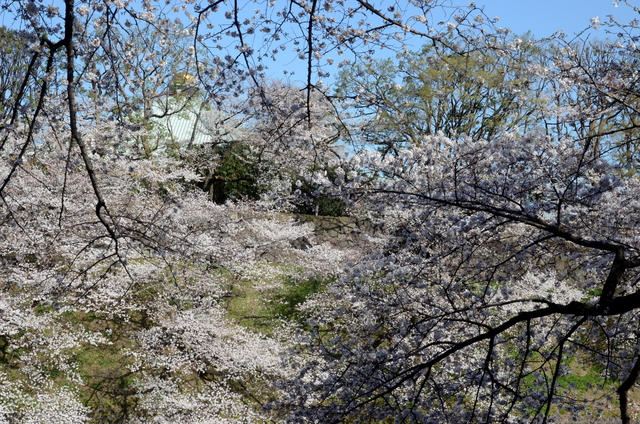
[1,0,640,422]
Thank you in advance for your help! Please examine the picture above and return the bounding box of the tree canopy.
[335,32,548,152]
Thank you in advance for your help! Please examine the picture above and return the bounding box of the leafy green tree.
[542,38,640,174]
[196,141,261,204]
[0,27,40,127]
[291,165,348,217]
[336,33,548,153]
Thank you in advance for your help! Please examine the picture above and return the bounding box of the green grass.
[268,276,331,321]
[222,262,333,334]
[224,274,278,333]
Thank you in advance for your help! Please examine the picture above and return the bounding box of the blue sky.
[477,0,637,37]
[275,1,640,84]
[3,0,636,85]
[3,0,636,43]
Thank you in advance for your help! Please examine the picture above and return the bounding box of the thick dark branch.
[618,354,640,424]
[451,200,621,254]
[63,0,118,242]
[0,46,55,197]
[305,0,318,125]
[346,292,640,415]
[356,0,433,39]
[599,252,628,304]
[0,40,44,151]
[375,188,634,257]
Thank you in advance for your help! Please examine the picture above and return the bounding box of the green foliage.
[309,195,347,217]
[292,165,349,217]
[335,32,547,152]
[293,182,347,217]
[0,26,38,122]
[191,140,348,216]
[196,142,262,203]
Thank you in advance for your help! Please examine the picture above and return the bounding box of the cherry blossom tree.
[0,0,500,231]
[280,15,640,422]
[281,127,640,422]
[0,0,369,414]
[189,79,347,209]
[543,38,640,175]
[0,117,355,420]
[4,0,640,422]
